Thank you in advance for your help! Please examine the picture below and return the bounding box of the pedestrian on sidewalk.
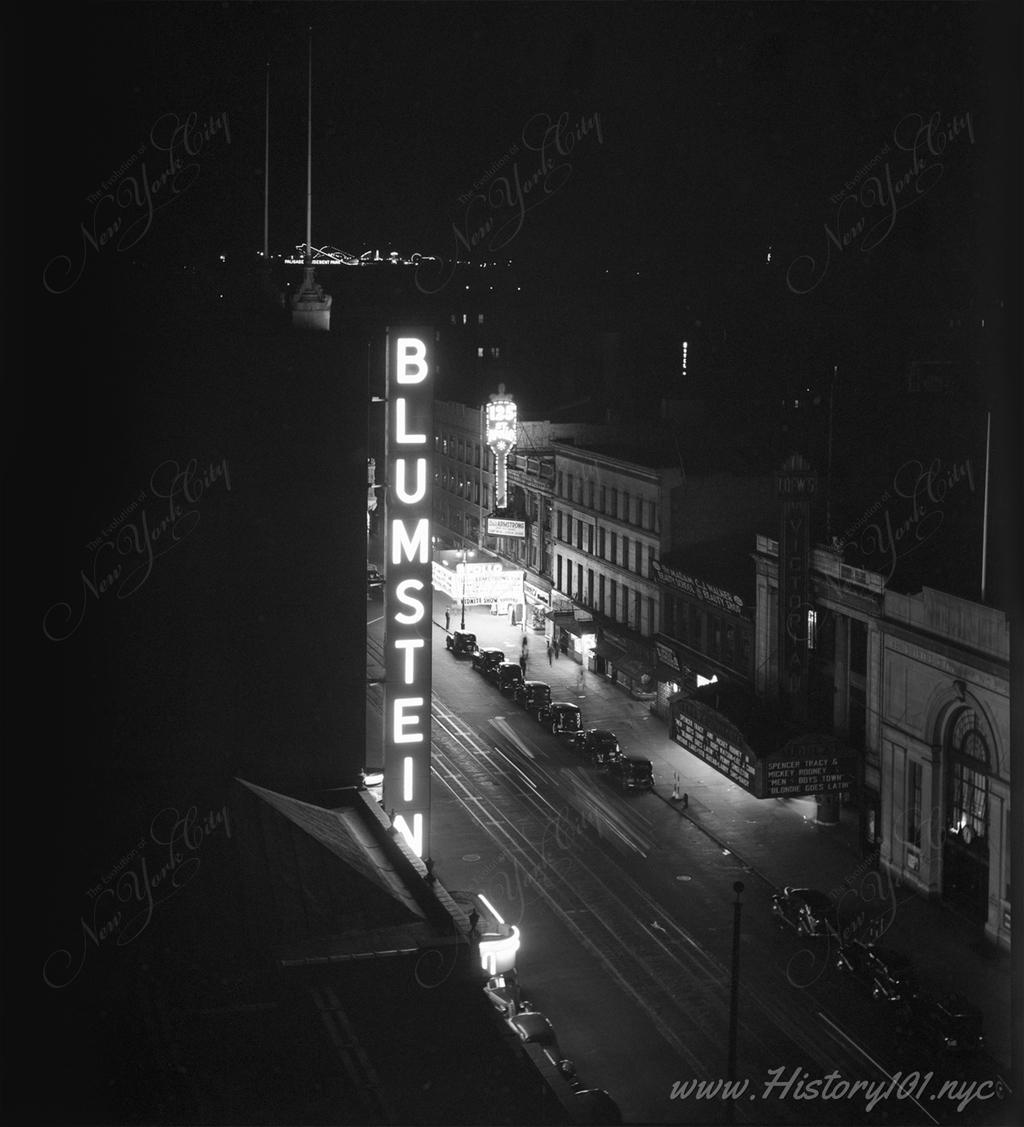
[576,667,585,694]
[546,640,553,665]
[444,608,450,632]
[519,654,527,675]
[468,907,480,938]
[521,635,528,656]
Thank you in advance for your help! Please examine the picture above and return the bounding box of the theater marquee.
[384,330,433,858]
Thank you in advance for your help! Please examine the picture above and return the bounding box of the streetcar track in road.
[368,629,886,1092]
[430,700,729,1073]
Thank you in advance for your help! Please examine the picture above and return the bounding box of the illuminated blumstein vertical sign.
[384,329,433,858]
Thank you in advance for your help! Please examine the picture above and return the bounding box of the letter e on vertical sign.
[384,329,433,857]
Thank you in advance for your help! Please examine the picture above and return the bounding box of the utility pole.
[726,880,744,1124]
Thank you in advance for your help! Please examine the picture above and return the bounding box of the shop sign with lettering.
[384,330,433,857]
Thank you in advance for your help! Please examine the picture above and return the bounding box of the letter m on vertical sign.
[384,329,433,858]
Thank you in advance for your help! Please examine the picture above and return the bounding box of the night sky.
[30,2,1011,309]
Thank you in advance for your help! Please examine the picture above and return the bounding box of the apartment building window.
[646,545,655,578]
[587,569,595,606]
[577,563,584,596]
[478,313,485,324]
[621,535,630,569]
[557,554,563,592]
[600,485,607,513]
[609,487,618,518]
[634,541,642,574]
[599,574,606,612]
[610,531,618,565]
[556,511,563,541]
[557,471,564,496]
[724,623,736,667]
[598,527,606,558]
[622,492,631,524]
[566,472,574,501]
[586,524,594,553]
[609,578,618,619]
[646,596,655,634]
[477,347,484,358]
[621,584,630,626]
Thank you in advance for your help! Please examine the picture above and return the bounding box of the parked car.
[513,680,552,711]
[537,700,583,737]
[576,728,621,765]
[366,566,384,593]
[574,1089,623,1125]
[507,1010,573,1073]
[495,662,525,693]
[607,753,654,789]
[770,886,839,939]
[900,991,985,1055]
[483,970,523,1018]
[445,629,477,657]
[472,648,505,676]
[835,941,916,1003]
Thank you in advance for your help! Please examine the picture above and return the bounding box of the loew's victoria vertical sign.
[384,330,433,858]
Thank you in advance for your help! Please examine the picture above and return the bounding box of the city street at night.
[7,2,1020,1125]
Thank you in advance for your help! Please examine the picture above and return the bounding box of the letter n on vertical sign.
[384,328,433,858]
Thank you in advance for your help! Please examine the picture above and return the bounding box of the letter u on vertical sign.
[383,329,433,858]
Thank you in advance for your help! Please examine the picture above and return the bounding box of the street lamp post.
[460,546,468,630]
[459,546,475,630]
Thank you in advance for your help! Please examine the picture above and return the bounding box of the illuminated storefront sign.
[431,557,524,606]
[485,386,517,509]
[479,925,521,976]
[523,581,550,607]
[384,330,433,857]
[486,516,526,538]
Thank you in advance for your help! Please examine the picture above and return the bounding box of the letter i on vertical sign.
[383,329,433,858]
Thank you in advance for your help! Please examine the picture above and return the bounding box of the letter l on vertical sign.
[383,328,433,858]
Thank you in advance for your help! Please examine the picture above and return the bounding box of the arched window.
[946,708,989,847]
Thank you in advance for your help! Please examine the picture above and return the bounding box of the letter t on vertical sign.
[384,329,433,858]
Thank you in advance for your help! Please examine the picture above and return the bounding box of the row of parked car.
[483,968,622,1124]
[445,629,654,789]
[770,886,985,1056]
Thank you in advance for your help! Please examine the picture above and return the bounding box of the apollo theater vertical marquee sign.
[384,329,433,858]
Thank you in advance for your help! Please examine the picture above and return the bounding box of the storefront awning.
[594,638,626,660]
[544,610,576,623]
[615,656,654,682]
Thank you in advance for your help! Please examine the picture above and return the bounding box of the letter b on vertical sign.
[384,329,433,857]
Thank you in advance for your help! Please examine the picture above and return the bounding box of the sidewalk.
[435,595,1013,1079]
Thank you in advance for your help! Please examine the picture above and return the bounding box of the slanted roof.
[233,778,431,949]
